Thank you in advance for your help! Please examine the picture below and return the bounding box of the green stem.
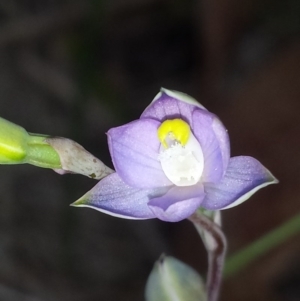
[26,134,62,169]
[224,213,300,278]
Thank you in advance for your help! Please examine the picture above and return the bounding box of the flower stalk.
[189,210,227,301]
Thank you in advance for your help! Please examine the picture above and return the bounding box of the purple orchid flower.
[73,89,278,222]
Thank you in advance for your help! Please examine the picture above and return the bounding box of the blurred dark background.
[0,0,299,300]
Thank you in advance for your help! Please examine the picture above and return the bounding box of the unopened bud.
[0,117,29,164]
[145,255,206,301]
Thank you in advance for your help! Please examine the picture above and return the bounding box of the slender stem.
[26,134,62,169]
[224,213,300,278]
[189,211,227,301]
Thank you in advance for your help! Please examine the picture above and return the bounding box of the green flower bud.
[145,256,206,301]
[0,117,28,164]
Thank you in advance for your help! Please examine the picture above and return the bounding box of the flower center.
[157,119,204,186]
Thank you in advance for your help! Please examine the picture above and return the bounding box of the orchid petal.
[108,118,172,188]
[141,89,204,124]
[201,156,278,210]
[192,109,229,183]
[72,173,170,219]
[148,184,205,222]
[211,117,230,172]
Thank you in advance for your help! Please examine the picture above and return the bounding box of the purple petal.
[192,109,229,183]
[108,118,172,188]
[148,184,205,222]
[72,173,170,219]
[141,89,202,124]
[201,156,278,210]
[211,117,230,172]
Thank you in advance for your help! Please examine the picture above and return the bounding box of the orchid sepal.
[201,156,278,210]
